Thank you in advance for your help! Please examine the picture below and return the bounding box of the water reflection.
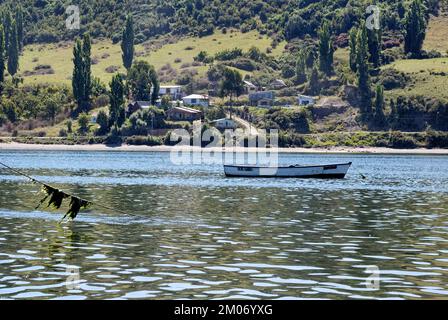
[0,151,447,299]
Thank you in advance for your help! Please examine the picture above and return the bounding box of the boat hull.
[224,162,352,179]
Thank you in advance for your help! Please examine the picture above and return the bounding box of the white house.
[270,79,287,89]
[159,85,183,100]
[243,80,257,95]
[212,118,237,130]
[183,94,209,107]
[298,95,315,106]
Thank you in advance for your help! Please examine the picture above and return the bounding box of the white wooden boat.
[224,162,352,179]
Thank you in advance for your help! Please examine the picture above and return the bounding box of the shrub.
[77,113,90,134]
[59,128,68,137]
[125,135,162,146]
[425,131,448,148]
[378,69,409,90]
[388,131,417,149]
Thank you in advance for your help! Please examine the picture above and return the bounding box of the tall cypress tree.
[309,64,320,95]
[318,20,334,76]
[349,27,358,73]
[121,15,134,70]
[82,33,92,110]
[72,38,85,110]
[7,20,19,76]
[4,12,11,53]
[72,34,92,111]
[0,25,5,89]
[374,85,386,126]
[368,28,382,68]
[404,0,427,56]
[295,49,307,84]
[356,22,372,115]
[15,6,24,51]
[109,73,126,128]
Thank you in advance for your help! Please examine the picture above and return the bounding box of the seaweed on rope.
[1,161,95,221]
[36,184,93,221]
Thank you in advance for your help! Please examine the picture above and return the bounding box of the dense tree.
[72,34,92,112]
[82,34,92,107]
[295,49,307,84]
[318,20,334,76]
[308,65,320,95]
[7,20,18,76]
[15,6,23,51]
[0,26,5,89]
[219,67,244,101]
[77,112,90,134]
[356,22,372,115]
[367,28,381,68]
[121,14,134,70]
[3,11,11,52]
[349,27,357,73]
[109,73,126,128]
[96,110,109,135]
[45,98,59,125]
[403,0,427,56]
[374,85,386,126]
[127,60,159,104]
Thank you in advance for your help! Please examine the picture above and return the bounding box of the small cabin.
[183,94,209,107]
[298,95,315,106]
[127,101,152,115]
[270,79,287,90]
[159,85,183,100]
[249,91,275,107]
[243,81,257,95]
[212,118,237,130]
[167,106,203,122]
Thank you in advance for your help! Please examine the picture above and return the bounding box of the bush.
[59,128,68,137]
[215,48,243,61]
[77,113,90,134]
[125,135,162,146]
[377,69,409,90]
[388,131,417,149]
[425,131,448,148]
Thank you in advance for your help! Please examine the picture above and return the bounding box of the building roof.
[168,106,202,114]
[298,94,315,100]
[244,80,256,87]
[271,79,287,87]
[160,85,182,89]
[130,101,152,108]
[183,94,208,100]
[212,118,235,123]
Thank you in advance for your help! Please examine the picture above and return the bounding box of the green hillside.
[20,30,286,85]
[1,0,422,44]
[1,0,448,148]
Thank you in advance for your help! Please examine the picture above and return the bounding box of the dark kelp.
[37,184,92,221]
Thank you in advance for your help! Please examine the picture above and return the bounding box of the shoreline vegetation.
[1,142,448,155]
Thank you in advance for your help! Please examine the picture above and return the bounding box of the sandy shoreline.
[1,142,448,155]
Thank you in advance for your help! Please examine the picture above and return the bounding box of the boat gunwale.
[223,162,353,169]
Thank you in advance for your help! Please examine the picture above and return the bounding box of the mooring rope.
[0,160,131,218]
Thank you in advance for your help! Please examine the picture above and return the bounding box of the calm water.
[0,150,448,300]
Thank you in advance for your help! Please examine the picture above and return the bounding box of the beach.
[1,142,448,154]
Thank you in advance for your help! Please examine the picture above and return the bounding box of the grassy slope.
[384,57,448,100]
[383,11,448,101]
[19,30,285,86]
